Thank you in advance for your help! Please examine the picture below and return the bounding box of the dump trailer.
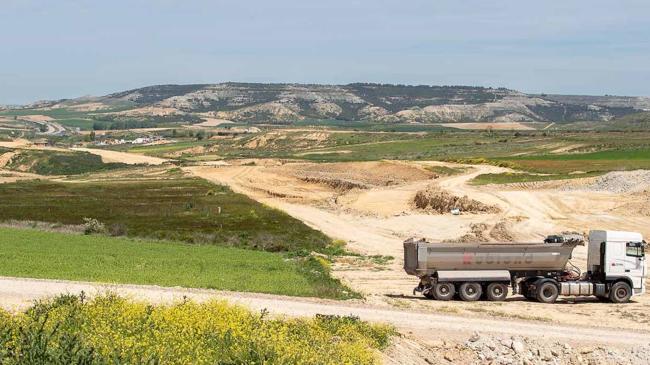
[404,230,646,303]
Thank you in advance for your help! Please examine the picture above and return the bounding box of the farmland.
[0,227,349,298]
[6,149,128,175]
[494,148,650,174]
[0,178,332,252]
[116,129,650,183]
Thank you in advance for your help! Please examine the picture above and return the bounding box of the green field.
[0,178,332,252]
[6,150,127,175]
[55,118,96,130]
[0,227,353,298]
[470,171,603,185]
[424,165,467,176]
[494,148,650,174]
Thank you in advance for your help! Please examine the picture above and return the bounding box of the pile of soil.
[298,176,369,191]
[564,170,650,193]
[413,186,499,214]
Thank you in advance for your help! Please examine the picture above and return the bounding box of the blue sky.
[1,0,649,104]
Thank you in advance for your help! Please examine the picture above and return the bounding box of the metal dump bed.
[404,238,581,276]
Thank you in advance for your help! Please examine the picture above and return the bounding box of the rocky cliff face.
[71,83,647,124]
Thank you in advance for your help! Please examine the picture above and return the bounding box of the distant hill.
[13,83,650,125]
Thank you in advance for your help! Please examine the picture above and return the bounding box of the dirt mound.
[413,186,499,214]
[444,221,515,243]
[242,131,332,150]
[563,170,650,193]
[489,221,515,241]
[298,176,369,191]
[167,145,218,158]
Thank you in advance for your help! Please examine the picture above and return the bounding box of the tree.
[89,130,96,141]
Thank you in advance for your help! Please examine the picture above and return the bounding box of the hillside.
[7,83,648,125]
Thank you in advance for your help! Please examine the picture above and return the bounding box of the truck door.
[624,242,645,289]
[606,241,626,275]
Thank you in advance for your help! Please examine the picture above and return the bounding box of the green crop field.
[493,148,650,174]
[0,227,352,298]
[470,171,604,185]
[55,118,96,130]
[0,178,332,252]
[6,150,127,175]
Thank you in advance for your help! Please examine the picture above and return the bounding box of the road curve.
[1,277,648,346]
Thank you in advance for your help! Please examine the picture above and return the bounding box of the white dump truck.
[404,230,646,303]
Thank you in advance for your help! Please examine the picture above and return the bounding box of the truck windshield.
[626,242,645,258]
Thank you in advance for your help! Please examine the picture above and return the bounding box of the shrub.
[82,218,106,235]
[0,294,394,364]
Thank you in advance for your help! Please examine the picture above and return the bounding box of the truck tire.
[433,283,455,301]
[486,283,508,301]
[459,282,482,301]
[536,281,559,303]
[609,281,632,303]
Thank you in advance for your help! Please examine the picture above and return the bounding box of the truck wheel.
[536,281,559,303]
[459,282,482,301]
[609,282,632,303]
[486,283,508,301]
[433,283,455,301]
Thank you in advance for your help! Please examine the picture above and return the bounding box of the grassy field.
[55,118,96,130]
[6,150,128,175]
[425,165,467,176]
[0,178,332,252]
[494,148,650,174]
[0,294,392,364]
[470,171,603,185]
[0,227,352,298]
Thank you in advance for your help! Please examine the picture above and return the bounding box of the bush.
[82,218,106,235]
[0,294,394,364]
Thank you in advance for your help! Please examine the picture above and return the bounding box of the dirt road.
[2,276,648,347]
[0,151,16,168]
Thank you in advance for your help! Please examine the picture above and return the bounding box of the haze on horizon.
[1,0,649,105]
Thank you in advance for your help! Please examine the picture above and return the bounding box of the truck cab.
[588,230,646,298]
